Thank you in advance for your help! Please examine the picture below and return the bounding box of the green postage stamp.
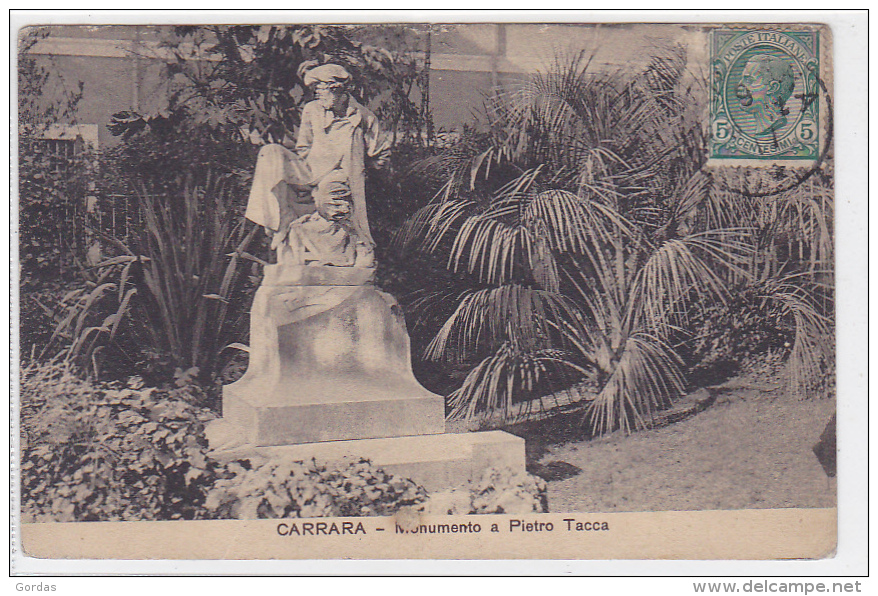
[710,28,820,161]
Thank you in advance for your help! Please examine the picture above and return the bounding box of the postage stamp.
[709,28,821,161]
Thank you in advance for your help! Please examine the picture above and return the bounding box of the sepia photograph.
[11,12,860,568]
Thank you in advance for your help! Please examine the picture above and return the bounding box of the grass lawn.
[520,377,836,513]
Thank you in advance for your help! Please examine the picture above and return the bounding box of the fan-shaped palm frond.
[586,334,686,434]
[757,277,834,396]
[485,52,670,179]
[669,171,739,233]
[630,230,755,338]
[423,284,589,363]
[397,168,565,290]
[449,217,560,290]
[771,178,834,270]
[395,189,474,253]
[447,342,593,421]
[523,189,637,254]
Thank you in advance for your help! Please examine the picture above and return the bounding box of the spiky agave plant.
[133,171,259,380]
[43,172,259,385]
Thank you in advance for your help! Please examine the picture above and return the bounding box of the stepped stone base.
[209,263,527,492]
[222,269,445,446]
[206,422,525,492]
[222,378,445,446]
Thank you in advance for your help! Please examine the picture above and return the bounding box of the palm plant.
[399,47,834,434]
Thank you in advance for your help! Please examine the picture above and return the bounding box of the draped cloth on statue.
[244,97,389,247]
[244,145,312,232]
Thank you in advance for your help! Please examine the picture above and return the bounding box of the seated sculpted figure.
[278,173,375,268]
[244,62,389,267]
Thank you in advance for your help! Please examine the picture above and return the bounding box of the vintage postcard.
[12,16,849,569]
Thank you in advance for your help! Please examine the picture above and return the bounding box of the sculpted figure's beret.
[303,63,351,87]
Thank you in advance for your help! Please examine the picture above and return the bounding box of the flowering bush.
[205,458,427,519]
[420,468,549,515]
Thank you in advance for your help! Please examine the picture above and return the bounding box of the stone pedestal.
[207,427,526,492]
[222,265,444,445]
[208,263,525,490]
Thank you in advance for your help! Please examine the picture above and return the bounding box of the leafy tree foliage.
[109,25,427,148]
[18,28,91,358]
[17,28,83,136]
[18,27,88,285]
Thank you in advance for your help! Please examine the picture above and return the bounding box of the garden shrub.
[421,468,549,515]
[684,285,793,386]
[20,361,430,522]
[20,360,547,522]
[204,458,428,519]
[20,361,220,522]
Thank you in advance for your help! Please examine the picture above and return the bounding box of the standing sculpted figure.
[244,63,390,267]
